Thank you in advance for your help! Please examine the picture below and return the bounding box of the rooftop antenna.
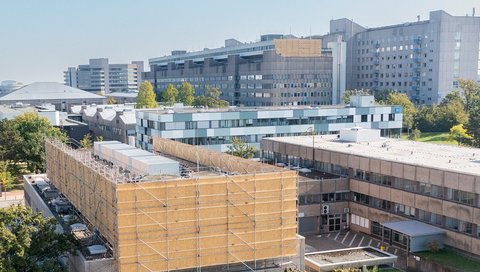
[473,8,476,17]
[417,15,420,22]
[289,25,292,34]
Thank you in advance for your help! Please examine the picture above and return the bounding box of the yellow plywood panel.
[45,140,298,272]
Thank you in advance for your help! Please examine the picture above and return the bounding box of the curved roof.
[0,82,104,101]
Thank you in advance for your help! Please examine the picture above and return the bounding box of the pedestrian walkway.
[0,190,24,208]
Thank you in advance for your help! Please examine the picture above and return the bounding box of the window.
[361,115,368,122]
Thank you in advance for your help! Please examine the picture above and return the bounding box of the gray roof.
[266,135,480,176]
[0,82,104,101]
[381,220,445,237]
[106,92,138,98]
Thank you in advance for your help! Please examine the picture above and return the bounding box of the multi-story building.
[135,95,402,152]
[64,58,144,94]
[34,138,302,271]
[0,80,24,96]
[71,104,136,145]
[322,10,480,104]
[146,34,346,106]
[261,128,480,255]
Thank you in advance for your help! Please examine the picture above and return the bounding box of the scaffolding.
[45,138,298,272]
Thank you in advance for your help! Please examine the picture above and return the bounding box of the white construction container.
[130,155,180,176]
[112,149,155,169]
[93,141,121,157]
[99,143,136,163]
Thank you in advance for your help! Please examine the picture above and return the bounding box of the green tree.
[193,86,229,108]
[9,113,66,173]
[227,137,256,159]
[80,133,92,149]
[95,135,104,142]
[0,162,14,193]
[459,79,480,146]
[387,92,416,132]
[136,81,158,109]
[0,205,78,272]
[408,128,421,141]
[178,82,195,106]
[0,119,21,163]
[162,84,179,106]
[450,124,473,145]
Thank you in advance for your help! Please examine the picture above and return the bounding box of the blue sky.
[0,0,479,83]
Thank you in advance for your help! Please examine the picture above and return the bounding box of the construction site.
[44,137,299,272]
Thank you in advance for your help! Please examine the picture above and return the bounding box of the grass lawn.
[418,249,480,272]
[401,132,458,145]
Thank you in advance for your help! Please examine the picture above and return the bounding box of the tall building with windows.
[64,58,144,94]
[324,10,480,104]
[146,34,346,106]
[135,95,402,152]
[261,128,480,255]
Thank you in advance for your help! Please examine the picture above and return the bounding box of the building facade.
[41,138,301,271]
[261,129,480,255]
[135,96,402,152]
[64,58,144,94]
[323,10,480,104]
[146,34,346,106]
[71,104,136,144]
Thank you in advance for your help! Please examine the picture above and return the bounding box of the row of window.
[143,116,355,131]
[156,74,332,84]
[352,192,478,237]
[299,192,350,205]
[352,169,478,207]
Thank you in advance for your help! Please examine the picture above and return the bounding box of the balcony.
[413,48,421,54]
[414,36,422,44]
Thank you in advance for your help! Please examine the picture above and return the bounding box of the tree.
[7,113,66,173]
[0,119,21,163]
[0,205,78,272]
[106,96,117,105]
[136,81,158,109]
[95,135,104,142]
[386,92,416,132]
[0,162,14,193]
[459,79,480,146]
[193,86,229,108]
[80,133,92,149]
[227,137,256,159]
[408,128,421,141]
[178,82,195,106]
[162,84,179,106]
[449,124,472,145]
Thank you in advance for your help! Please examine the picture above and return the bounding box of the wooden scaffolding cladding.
[45,141,118,249]
[45,139,298,272]
[153,137,280,174]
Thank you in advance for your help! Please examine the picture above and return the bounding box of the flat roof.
[137,104,396,114]
[381,220,445,237]
[305,246,397,271]
[265,135,480,176]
